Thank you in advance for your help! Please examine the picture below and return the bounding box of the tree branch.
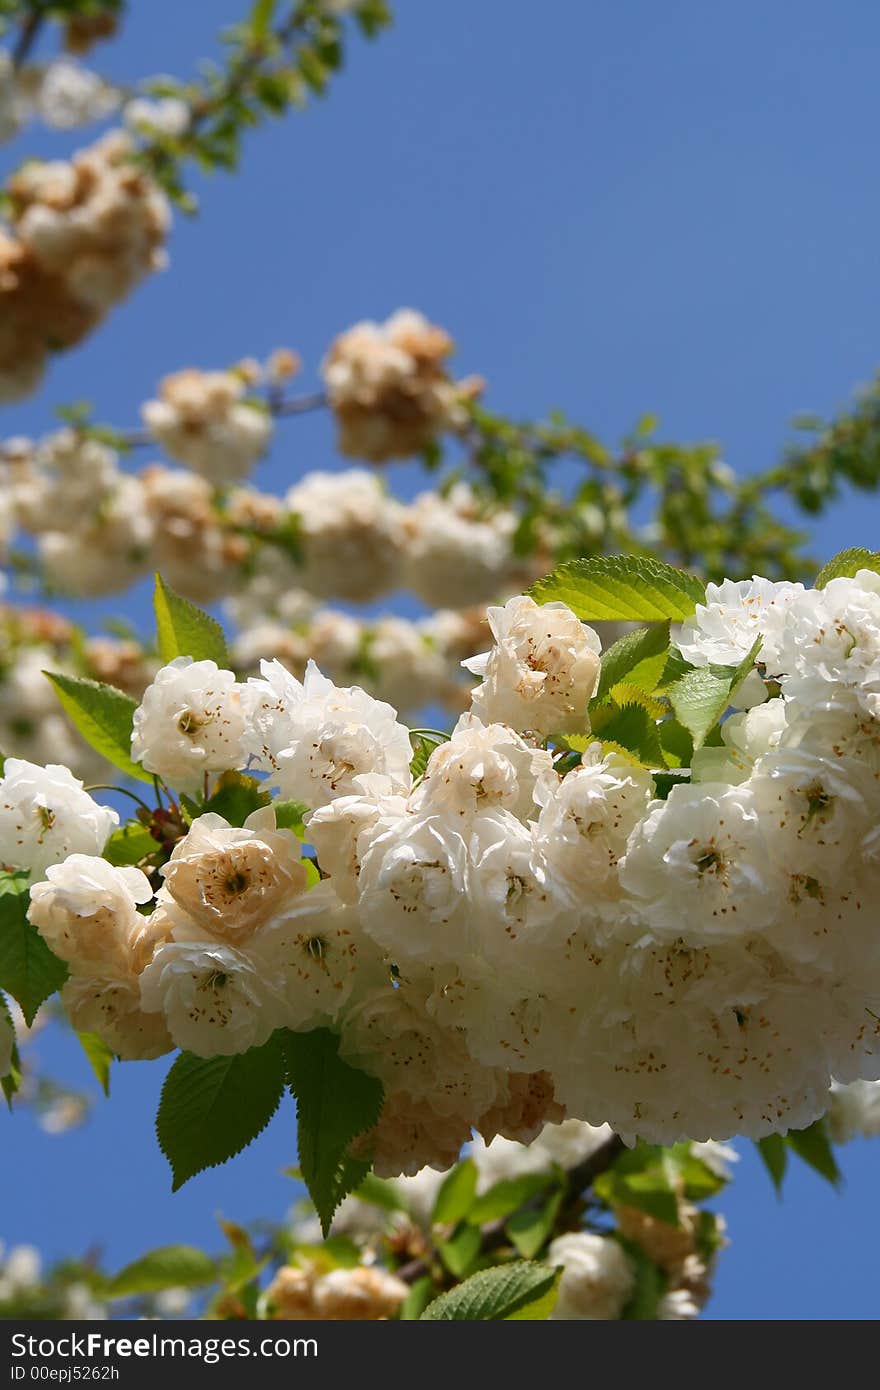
[396,1131,626,1286]
[12,5,44,70]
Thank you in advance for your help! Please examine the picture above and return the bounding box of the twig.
[396,1131,626,1285]
[12,6,43,70]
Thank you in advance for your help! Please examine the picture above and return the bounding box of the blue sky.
[3,0,880,1320]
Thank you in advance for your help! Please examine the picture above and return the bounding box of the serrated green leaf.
[590,702,667,768]
[505,1272,561,1320]
[666,639,761,750]
[409,731,446,780]
[529,555,704,622]
[506,1186,563,1259]
[0,991,21,1107]
[154,573,230,667]
[815,547,880,588]
[436,1221,481,1278]
[658,717,694,769]
[283,1028,383,1237]
[595,622,671,703]
[466,1173,555,1226]
[0,870,67,1026]
[157,1034,286,1192]
[787,1119,841,1187]
[420,1260,559,1321]
[103,823,157,867]
[78,1031,113,1097]
[45,672,151,785]
[108,1245,216,1298]
[755,1134,788,1195]
[432,1158,478,1227]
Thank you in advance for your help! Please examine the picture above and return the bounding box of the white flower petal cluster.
[464,596,601,734]
[1,56,119,144]
[142,368,273,484]
[283,469,405,601]
[123,97,190,138]
[0,759,117,878]
[28,855,171,1060]
[548,1233,635,1320]
[35,60,119,130]
[242,658,412,808]
[826,1080,880,1143]
[132,658,247,792]
[678,577,805,669]
[1,131,169,404]
[322,309,481,462]
[27,570,880,1175]
[401,482,532,609]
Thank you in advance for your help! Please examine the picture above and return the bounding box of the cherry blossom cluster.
[8,569,880,1177]
[322,309,484,462]
[0,602,154,778]
[0,130,169,402]
[2,421,537,608]
[0,52,120,146]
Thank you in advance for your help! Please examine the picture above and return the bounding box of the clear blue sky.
[3,0,880,1320]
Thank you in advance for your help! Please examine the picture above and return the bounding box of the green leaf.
[595,622,671,703]
[436,1222,481,1279]
[432,1158,478,1227]
[156,1034,286,1192]
[590,702,666,768]
[755,1134,788,1195]
[353,1172,408,1213]
[78,1031,113,1097]
[787,1119,841,1187]
[0,991,21,1107]
[467,1173,555,1226]
[409,731,447,780]
[658,717,694,769]
[45,672,151,785]
[272,799,309,838]
[283,1028,384,1237]
[619,1241,663,1320]
[666,639,761,750]
[420,1261,559,1321]
[529,555,705,622]
[202,771,269,826]
[815,547,880,588]
[399,1275,435,1321]
[108,1245,216,1298]
[505,1272,562,1321]
[506,1186,564,1259]
[0,870,67,1026]
[103,823,157,867]
[667,1145,726,1200]
[594,1163,679,1226]
[153,573,230,667]
[248,0,278,41]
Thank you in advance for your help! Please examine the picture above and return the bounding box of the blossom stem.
[84,784,154,814]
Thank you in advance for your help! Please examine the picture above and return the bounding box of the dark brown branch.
[12,6,44,70]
